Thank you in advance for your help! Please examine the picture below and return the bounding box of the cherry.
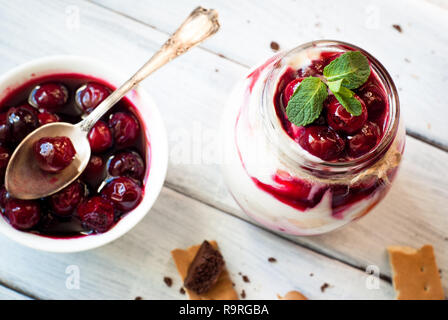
[76,83,110,113]
[286,123,304,140]
[88,120,113,153]
[50,181,85,217]
[7,104,39,144]
[0,113,10,146]
[29,83,68,111]
[81,156,105,188]
[326,95,367,134]
[83,155,104,177]
[101,176,142,211]
[346,121,381,158]
[286,110,326,139]
[77,196,114,233]
[0,146,11,180]
[33,136,76,172]
[5,198,41,230]
[358,82,387,125]
[297,125,345,161]
[0,186,8,209]
[282,78,303,106]
[108,150,145,180]
[300,52,341,77]
[331,177,381,217]
[108,112,140,148]
[307,59,326,76]
[38,111,60,126]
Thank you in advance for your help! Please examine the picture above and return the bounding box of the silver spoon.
[5,7,220,200]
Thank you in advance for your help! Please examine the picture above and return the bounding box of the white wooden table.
[0,0,447,300]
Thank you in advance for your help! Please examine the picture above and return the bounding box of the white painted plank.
[93,0,448,149]
[0,187,394,300]
[164,136,448,293]
[0,285,31,300]
[83,0,448,293]
[425,0,448,9]
[0,0,445,298]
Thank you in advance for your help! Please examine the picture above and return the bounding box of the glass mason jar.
[222,40,405,236]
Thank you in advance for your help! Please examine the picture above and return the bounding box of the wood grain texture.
[0,187,394,300]
[165,135,448,294]
[0,0,445,299]
[0,285,31,300]
[86,0,448,293]
[0,0,394,299]
[93,0,448,150]
[425,0,448,9]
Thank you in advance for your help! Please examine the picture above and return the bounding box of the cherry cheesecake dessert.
[222,41,405,235]
[0,74,149,237]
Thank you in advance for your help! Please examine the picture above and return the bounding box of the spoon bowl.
[5,122,90,199]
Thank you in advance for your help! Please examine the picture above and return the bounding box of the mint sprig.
[327,79,343,93]
[285,77,328,127]
[332,86,363,116]
[323,51,370,89]
[285,51,370,126]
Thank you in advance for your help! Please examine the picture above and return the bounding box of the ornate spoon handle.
[80,7,220,132]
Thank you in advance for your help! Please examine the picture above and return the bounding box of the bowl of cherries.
[0,56,168,252]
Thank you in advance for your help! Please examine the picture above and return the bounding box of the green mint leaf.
[286,76,328,127]
[328,79,343,93]
[323,51,370,89]
[332,86,363,116]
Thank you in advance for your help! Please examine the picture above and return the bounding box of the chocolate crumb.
[179,287,186,295]
[163,276,173,287]
[320,283,331,292]
[270,41,280,52]
[241,290,246,299]
[238,272,242,275]
[444,237,448,241]
[268,257,277,263]
[404,58,411,63]
[134,296,143,300]
[215,68,219,73]
[232,282,235,287]
[242,275,250,283]
[392,24,402,33]
[309,273,314,277]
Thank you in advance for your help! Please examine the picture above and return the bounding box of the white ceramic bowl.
[0,56,168,252]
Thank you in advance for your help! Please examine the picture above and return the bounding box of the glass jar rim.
[260,40,400,174]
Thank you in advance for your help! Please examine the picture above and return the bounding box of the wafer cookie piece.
[277,291,308,300]
[387,245,444,300]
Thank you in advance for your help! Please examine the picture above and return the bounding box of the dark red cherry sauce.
[0,73,149,238]
[249,50,395,217]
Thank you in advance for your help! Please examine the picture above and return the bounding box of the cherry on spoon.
[5,7,220,200]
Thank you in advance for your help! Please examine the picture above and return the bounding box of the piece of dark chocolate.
[183,240,225,294]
